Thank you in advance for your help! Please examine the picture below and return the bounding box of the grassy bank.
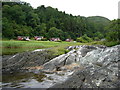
[87,41,120,47]
[2,40,83,55]
[2,40,119,55]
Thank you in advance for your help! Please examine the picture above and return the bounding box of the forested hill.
[87,16,110,23]
[87,16,110,33]
[2,2,119,42]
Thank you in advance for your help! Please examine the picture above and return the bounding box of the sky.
[21,0,119,20]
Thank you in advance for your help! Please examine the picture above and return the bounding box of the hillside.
[2,2,112,40]
[87,16,110,23]
[1,1,120,89]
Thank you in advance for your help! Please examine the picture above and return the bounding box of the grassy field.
[2,40,83,55]
[1,40,119,55]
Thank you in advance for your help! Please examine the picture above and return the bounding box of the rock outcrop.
[2,45,120,88]
[42,45,119,88]
[2,49,56,73]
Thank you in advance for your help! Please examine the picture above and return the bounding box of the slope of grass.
[2,40,82,55]
[2,40,119,55]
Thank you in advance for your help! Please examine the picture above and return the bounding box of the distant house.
[23,36,30,41]
[65,39,73,42]
[17,36,23,40]
[17,36,30,41]
[50,38,61,41]
[34,36,44,40]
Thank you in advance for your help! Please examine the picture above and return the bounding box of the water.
[2,71,72,88]
[2,45,119,88]
[2,72,47,88]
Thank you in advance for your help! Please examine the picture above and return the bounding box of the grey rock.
[2,49,56,73]
[65,53,76,65]
[2,44,120,88]
[50,45,120,88]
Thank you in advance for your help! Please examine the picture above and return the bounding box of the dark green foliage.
[105,19,120,42]
[86,16,110,38]
[47,27,65,40]
[93,32,104,40]
[90,41,120,47]
[2,1,117,43]
[76,34,93,43]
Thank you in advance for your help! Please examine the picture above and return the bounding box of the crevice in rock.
[63,55,70,66]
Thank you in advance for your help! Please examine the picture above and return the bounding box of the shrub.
[103,41,120,47]
[94,37,100,41]
[76,37,87,43]
[76,34,93,43]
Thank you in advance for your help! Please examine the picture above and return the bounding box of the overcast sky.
[21,0,119,20]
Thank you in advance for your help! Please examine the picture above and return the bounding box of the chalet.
[65,39,73,42]
[17,36,23,40]
[23,36,30,41]
[50,38,60,41]
[17,36,30,41]
[34,36,44,40]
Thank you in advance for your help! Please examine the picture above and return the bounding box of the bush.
[94,37,100,41]
[89,41,120,47]
[103,41,120,47]
[76,37,87,43]
[76,34,93,43]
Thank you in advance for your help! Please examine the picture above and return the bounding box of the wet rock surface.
[2,45,120,88]
[2,49,56,73]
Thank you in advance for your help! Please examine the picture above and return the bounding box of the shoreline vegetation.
[1,1,119,88]
[2,2,120,56]
[1,40,119,55]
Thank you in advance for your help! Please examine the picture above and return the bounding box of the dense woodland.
[2,2,120,42]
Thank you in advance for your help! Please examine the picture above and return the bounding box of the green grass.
[1,40,119,55]
[2,40,83,55]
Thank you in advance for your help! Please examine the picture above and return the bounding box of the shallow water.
[2,45,119,88]
[2,72,47,88]
[2,71,71,88]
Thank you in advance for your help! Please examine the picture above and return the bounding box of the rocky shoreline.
[2,45,120,88]
[2,49,56,74]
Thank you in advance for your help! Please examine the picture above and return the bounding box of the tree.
[39,23,47,37]
[76,34,93,43]
[105,19,120,41]
[48,27,64,40]
[2,17,15,39]
[94,32,104,40]
[2,2,111,41]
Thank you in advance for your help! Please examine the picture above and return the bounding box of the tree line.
[2,2,120,42]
